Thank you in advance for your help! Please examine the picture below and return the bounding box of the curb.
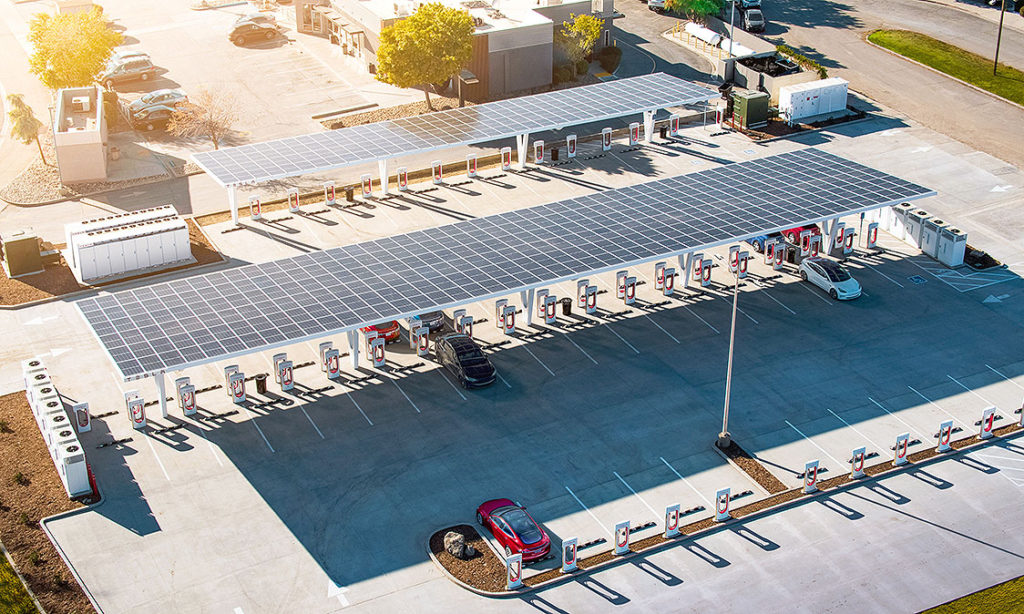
[748,112,876,144]
[865,35,1024,112]
[710,443,774,496]
[39,481,106,614]
[425,521,520,598]
[0,539,47,614]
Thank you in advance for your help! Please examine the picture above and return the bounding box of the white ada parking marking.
[565,485,613,537]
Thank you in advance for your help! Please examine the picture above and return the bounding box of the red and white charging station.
[715,487,730,521]
[72,402,91,433]
[654,261,666,290]
[833,222,846,250]
[272,353,287,383]
[764,239,776,265]
[799,230,812,257]
[324,181,336,205]
[495,299,508,329]
[728,246,740,273]
[534,140,545,164]
[325,348,340,380]
[629,122,640,146]
[397,167,409,191]
[414,326,430,356]
[501,147,512,171]
[175,376,190,409]
[979,406,996,439]
[669,114,680,136]
[663,267,676,295]
[866,222,879,249]
[453,309,466,333]
[319,341,333,371]
[809,235,821,257]
[701,260,713,286]
[249,196,261,220]
[502,306,516,335]
[544,295,557,324]
[803,459,819,493]
[842,227,855,255]
[937,420,953,452]
[576,280,589,308]
[459,315,474,338]
[364,330,379,355]
[370,337,386,368]
[601,128,612,151]
[624,276,636,305]
[664,504,681,538]
[585,286,597,314]
[432,161,443,184]
[773,244,786,270]
[690,253,703,286]
[128,397,146,430]
[506,553,523,590]
[561,537,578,573]
[229,372,246,404]
[360,174,373,197]
[567,134,577,159]
[224,365,238,397]
[288,189,300,213]
[893,432,910,466]
[279,360,294,391]
[614,520,630,555]
[466,154,478,178]
[536,289,549,319]
[737,251,749,278]
[615,270,628,298]
[179,384,196,416]
[850,446,866,479]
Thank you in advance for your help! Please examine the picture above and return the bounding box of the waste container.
[346,187,355,202]
[560,297,572,316]
[552,147,559,161]
[659,126,667,139]
[255,373,267,394]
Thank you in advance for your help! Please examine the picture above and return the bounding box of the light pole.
[994,0,1007,75]
[717,255,740,449]
[728,0,737,58]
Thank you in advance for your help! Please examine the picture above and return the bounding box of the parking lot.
[11,114,1024,613]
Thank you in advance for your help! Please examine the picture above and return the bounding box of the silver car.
[799,257,861,300]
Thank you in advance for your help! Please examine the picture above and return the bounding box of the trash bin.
[255,373,267,394]
[659,126,667,139]
[552,147,559,161]
[345,187,355,202]
[560,297,572,316]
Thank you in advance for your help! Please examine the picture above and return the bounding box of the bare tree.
[168,88,238,150]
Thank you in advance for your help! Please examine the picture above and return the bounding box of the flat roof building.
[53,86,108,184]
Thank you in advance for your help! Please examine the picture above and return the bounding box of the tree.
[376,3,474,110]
[28,7,123,90]
[167,89,237,150]
[666,0,724,21]
[6,94,48,165]
[555,14,602,80]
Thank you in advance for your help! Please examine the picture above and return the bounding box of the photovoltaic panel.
[192,73,715,187]
[78,148,933,380]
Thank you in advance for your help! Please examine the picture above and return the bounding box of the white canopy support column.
[378,159,389,195]
[520,289,536,326]
[154,371,168,418]
[516,134,530,170]
[347,330,360,368]
[681,253,692,287]
[228,184,238,226]
[643,110,656,143]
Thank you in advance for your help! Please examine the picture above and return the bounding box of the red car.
[782,224,821,244]
[476,498,551,562]
[360,321,400,343]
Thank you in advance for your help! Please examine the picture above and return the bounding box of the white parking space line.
[347,393,374,426]
[644,314,681,344]
[825,408,886,455]
[659,456,712,506]
[563,334,599,364]
[613,471,659,517]
[784,420,846,468]
[300,406,325,439]
[605,324,640,354]
[715,294,759,323]
[798,282,833,305]
[861,263,905,288]
[144,433,172,481]
[389,378,421,413]
[945,375,996,406]
[908,384,972,429]
[243,406,276,453]
[522,345,556,376]
[495,371,513,389]
[436,370,467,401]
[986,364,1024,391]
[682,304,721,334]
[565,485,612,537]
[760,289,797,315]
[868,397,927,442]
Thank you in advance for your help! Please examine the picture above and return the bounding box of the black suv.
[435,333,496,389]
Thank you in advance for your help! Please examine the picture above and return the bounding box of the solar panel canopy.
[192,73,715,187]
[79,148,934,380]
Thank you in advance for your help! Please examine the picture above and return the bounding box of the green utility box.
[731,90,770,129]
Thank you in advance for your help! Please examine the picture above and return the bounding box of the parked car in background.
[109,49,151,64]
[476,499,551,561]
[648,0,666,12]
[360,321,401,343]
[411,310,445,333]
[130,105,175,132]
[127,89,188,118]
[230,20,281,45]
[782,224,821,244]
[742,8,766,32]
[745,231,785,253]
[799,257,862,300]
[99,55,156,89]
[436,333,496,389]
[234,12,276,26]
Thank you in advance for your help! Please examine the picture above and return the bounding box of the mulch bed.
[429,524,506,593]
[738,108,869,141]
[0,218,222,306]
[0,392,95,614]
[720,440,789,493]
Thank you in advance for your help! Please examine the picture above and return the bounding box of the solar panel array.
[78,148,933,380]
[192,73,715,186]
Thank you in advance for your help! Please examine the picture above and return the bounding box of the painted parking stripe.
[347,393,374,426]
[797,282,833,305]
[644,314,681,344]
[784,420,846,468]
[522,345,556,376]
[825,408,886,455]
[565,485,612,537]
[908,384,972,429]
[868,397,927,442]
[300,405,325,439]
[759,289,796,315]
[564,334,599,365]
[605,324,640,354]
[682,304,721,334]
[946,374,997,406]
[659,456,712,506]
[714,293,759,324]
[986,364,1024,390]
[389,378,421,413]
[243,406,276,453]
[614,471,659,517]
[108,372,173,477]
[436,369,467,401]
[495,371,513,389]
[861,262,905,288]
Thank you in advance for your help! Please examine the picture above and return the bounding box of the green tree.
[6,94,48,165]
[556,14,603,80]
[376,3,474,110]
[28,7,123,90]
[666,0,724,21]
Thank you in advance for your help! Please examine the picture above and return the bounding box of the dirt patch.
[429,524,506,592]
[322,96,465,130]
[737,108,869,141]
[720,440,788,494]
[0,392,95,614]
[0,218,222,306]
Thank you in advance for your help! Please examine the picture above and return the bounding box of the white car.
[648,0,666,12]
[799,257,862,300]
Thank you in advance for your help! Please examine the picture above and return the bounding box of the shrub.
[598,45,623,73]
[0,419,10,433]
[575,59,589,76]
[19,512,31,527]
[553,65,572,84]
[13,472,28,486]
[52,573,69,589]
[776,44,828,79]
[29,551,42,566]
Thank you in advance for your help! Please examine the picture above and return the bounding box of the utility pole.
[994,0,1006,75]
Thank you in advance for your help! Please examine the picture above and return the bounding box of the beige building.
[295,0,617,100]
[53,86,108,184]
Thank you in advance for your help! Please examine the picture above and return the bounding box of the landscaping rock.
[444,531,467,559]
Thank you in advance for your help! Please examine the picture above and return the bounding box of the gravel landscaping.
[429,524,506,593]
[721,440,789,493]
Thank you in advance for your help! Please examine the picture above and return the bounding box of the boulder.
[465,544,476,557]
[444,531,467,559]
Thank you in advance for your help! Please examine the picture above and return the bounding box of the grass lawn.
[868,29,1024,106]
[925,574,1024,613]
[0,554,36,614]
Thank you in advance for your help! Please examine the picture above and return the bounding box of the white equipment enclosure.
[715,488,731,522]
[279,360,294,392]
[249,196,261,220]
[614,520,630,555]
[850,446,866,479]
[288,188,300,213]
[893,432,910,466]
[655,261,666,290]
[567,134,577,159]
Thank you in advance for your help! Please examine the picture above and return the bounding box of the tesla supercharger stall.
[534,140,545,164]
[72,402,91,433]
[125,391,146,430]
[715,487,731,521]
[809,235,822,257]
[229,372,246,404]
[799,230,812,257]
[495,299,508,329]
[324,181,336,205]
[665,504,681,538]
[979,406,996,440]
[624,276,637,305]
[616,270,628,298]
[662,267,676,296]
[365,329,380,355]
[629,122,640,146]
[803,459,820,493]
[459,315,474,338]
[432,161,443,184]
[224,365,239,397]
[737,251,749,278]
[501,147,512,171]
[180,384,196,416]
[567,134,577,159]
[325,348,341,380]
[843,228,855,255]
[397,167,409,191]
[175,376,190,409]
[249,196,261,221]
[273,353,287,383]
[601,127,612,151]
[832,222,846,252]
[701,260,713,287]
[850,446,866,479]
[728,245,740,273]
[763,240,776,265]
[506,553,523,590]
[360,174,373,198]
[937,420,953,452]
[893,432,910,466]
[585,285,598,314]
[866,222,880,249]
[371,338,386,368]
[614,520,630,555]
[690,253,703,287]
[544,295,557,324]
[453,309,466,332]
[576,280,589,308]
[536,289,549,319]
[319,342,333,371]
[561,538,578,573]
[466,154,478,179]
[773,244,786,270]
[503,306,516,335]
[279,360,294,391]
[669,114,680,136]
[288,188,300,213]
[654,261,666,290]
[415,327,430,357]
